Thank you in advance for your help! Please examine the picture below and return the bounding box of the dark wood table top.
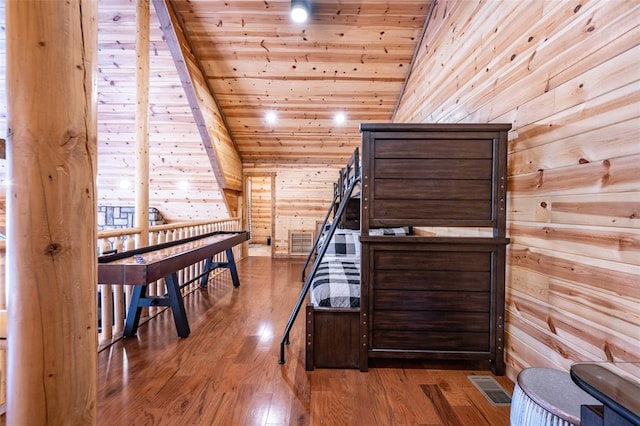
[98,231,248,285]
[570,362,640,425]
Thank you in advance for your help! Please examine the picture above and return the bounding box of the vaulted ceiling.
[160,0,433,165]
[0,1,433,219]
[56,0,434,219]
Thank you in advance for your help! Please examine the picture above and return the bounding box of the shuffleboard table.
[98,230,249,338]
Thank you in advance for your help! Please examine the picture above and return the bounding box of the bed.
[285,123,511,375]
[358,123,511,374]
[279,149,363,368]
[305,226,410,370]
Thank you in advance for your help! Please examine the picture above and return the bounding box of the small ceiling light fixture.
[290,0,311,23]
[334,112,346,125]
[265,110,278,125]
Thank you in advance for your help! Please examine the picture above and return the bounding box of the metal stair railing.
[301,146,359,281]
[279,175,361,364]
[300,190,340,281]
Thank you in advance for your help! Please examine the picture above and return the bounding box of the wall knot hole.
[45,242,63,257]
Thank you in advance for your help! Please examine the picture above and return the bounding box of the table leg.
[226,248,240,288]
[199,256,214,288]
[124,284,146,337]
[165,272,190,337]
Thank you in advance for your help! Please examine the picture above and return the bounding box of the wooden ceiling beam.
[151,0,243,214]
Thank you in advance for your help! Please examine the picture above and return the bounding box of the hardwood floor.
[97,257,514,425]
[248,243,272,257]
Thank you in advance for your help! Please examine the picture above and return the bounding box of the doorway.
[246,174,274,257]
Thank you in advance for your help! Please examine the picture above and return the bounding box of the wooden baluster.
[149,230,167,317]
[186,227,195,284]
[101,289,113,344]
[161,230,173,296]
[176,227,185,291]
[124,236,136,320]
[194,226,201,281]
[148,231,157,247]
[194,227,203,292]
[99,239,113,345]
[148,231,158,308]
[111,237,125,335]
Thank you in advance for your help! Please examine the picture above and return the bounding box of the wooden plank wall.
[244,164,339,257]
[395,0,640,381]
[248,175,272,245]
[96,0,228,222]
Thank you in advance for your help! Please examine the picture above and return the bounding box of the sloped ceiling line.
[164,0,242,158]
[151,0,225,187]
[151,0,243,216]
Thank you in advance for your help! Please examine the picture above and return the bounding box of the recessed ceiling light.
[291,0,310,23]
[265,111,278,125]
[178,180,190,190]
[119,179,130,189]
[334,112,346,125]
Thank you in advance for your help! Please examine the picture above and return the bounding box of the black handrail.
[301,147,360,281]
[301,190,340,281]
[279,175,361,364]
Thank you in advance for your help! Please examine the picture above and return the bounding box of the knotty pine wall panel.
[244,164,339,257]
[96,0,227,222]
[177,25,243,192]
[395,0,640,381]
[248,176,272,245]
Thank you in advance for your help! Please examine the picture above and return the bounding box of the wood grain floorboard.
[97,257,513,425]
[421,384,463,426]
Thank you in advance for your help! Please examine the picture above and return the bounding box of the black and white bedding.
[310,259,361,308]
[368,226,410,236]
[311,228,361,308]
[322,230,360,258]
[310,226,410,308]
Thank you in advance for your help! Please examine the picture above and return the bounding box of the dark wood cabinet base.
[305,304,360,370]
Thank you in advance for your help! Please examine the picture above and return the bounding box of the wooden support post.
[136,0,150,248]
[6,1,98,424]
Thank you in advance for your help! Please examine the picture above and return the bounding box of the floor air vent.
[468,375,512,406]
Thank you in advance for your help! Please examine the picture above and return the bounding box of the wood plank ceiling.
[168,0,433,165]
[0,1,433,221]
